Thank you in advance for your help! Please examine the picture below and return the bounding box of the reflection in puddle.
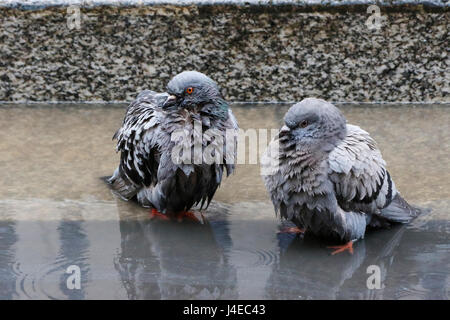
[0,198,448,300]
[114,201,238,300]
[0,104,448,299]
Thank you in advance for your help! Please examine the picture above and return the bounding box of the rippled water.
[0,103,449,300]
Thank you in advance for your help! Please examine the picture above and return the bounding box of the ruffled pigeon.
[261,98,420,254]
[107,71,238,220]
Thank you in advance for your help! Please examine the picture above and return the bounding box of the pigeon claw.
[278,227,305,234]
[175,211,203,223]
[150,208,169,221]
[327,241,354,255]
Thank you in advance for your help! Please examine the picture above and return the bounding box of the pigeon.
[107,71,238,220]
[261,98,420,254]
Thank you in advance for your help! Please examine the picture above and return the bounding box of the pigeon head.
[281,98,347,154]
[163,71,226,114]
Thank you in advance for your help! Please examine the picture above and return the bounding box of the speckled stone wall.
[0,5,449,102]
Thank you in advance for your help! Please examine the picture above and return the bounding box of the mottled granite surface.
[2,1,449,9]
[0,4,449,102]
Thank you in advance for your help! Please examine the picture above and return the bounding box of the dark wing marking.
[328,124,388,207]
[328,124,417,223]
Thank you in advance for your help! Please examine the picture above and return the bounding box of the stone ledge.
[1,1,449,9]
[0,3,449,102]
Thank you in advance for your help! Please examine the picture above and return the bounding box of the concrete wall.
[0,2,448,102]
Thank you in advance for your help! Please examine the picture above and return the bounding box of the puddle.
[0,104,448,299]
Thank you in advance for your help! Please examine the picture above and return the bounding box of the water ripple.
[228,248,278,268]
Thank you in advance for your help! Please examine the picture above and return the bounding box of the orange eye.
[300,120,309,128]
[186,87,194,95]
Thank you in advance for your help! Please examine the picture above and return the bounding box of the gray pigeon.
[107,71,238,219]
[261,98,420,254]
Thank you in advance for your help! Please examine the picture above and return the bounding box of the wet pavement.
[0,103,449,299]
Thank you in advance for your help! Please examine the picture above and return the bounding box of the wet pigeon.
[107,71,238,219]
[261,98,420,254]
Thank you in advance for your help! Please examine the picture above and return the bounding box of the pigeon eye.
[299,120,309,128]
[186,87,194,95]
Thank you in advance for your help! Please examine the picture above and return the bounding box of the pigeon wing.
[108,90,169,200]
[328,124,417,223]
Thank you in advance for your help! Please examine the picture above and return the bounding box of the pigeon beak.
[279,125,291,138]
[163,95,177,108]
[280,126,291,134]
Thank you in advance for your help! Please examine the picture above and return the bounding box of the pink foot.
[150,208,169,221]
[327,241,354,255]
[175,211,203,223]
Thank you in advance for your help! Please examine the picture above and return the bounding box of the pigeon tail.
[379,193,422,224]
[104,167,139,201]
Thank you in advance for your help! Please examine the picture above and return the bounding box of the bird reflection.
[113,200,238,299]
[266,220,409,299]
[0,220,18,299]
[112,198,448,300]
[57,220,90,300]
